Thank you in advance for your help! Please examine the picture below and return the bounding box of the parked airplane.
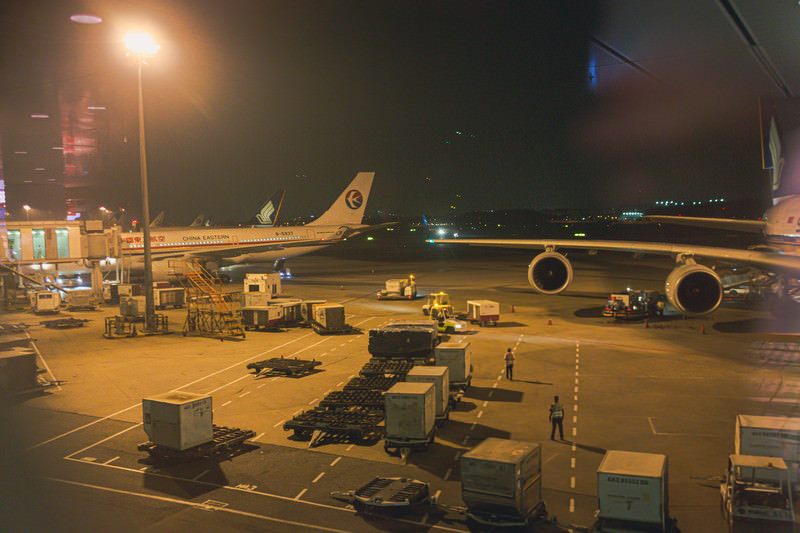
[435,118,800,316]
[120,172,375,279]
[148,189,285,229]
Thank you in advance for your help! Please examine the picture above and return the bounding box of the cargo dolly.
[344,375,400,391]
[284,406,384,447]
[137,425,255,462]
[384,427,436,463]
[359,358,426,377]
[320,389,385,410]
[311,321,360,335]
[246,356,321,377]
[331,477,432,512]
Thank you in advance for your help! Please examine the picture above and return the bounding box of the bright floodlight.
[70,14,102,24]
[23,205,31,211]
[125,32,160,57]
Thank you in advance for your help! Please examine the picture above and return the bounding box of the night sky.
[0,1,768,223]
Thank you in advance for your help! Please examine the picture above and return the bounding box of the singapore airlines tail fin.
[307,172,374,226]
[254,189,286,226]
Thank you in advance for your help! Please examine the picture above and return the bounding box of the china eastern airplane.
[436,118,800,317]
[119,172,375,279]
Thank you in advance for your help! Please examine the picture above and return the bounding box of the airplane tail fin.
[150,211,165,228]
[190,214,205,227]
[307,172,374,226]
[254,189,286,226]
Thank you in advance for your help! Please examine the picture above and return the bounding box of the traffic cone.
[700,324,705,334]
[511,305,515,313]
[547,319,552,326]
[645,320,649,328]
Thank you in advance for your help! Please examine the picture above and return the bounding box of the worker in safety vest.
[549,395,564,440]
[504,348,514,380]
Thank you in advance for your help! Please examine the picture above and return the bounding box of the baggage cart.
[138,424,255,462]
[246,356,321,377]
[466,300,499,326]
[384,382,436,462]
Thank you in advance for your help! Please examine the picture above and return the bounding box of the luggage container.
[243,272,281,296]
[65,288,94,310]
[461,438,544,527]
[269,298,303,325]
[242,306,285,330]
[405,366,450,421]
[377,276,417,300]
[120,295,146,318]
[735,414,800,483]
[142,392,213,451]
[241,292,274,308]
[435,342,472,388]
[153,287,185,309]
[384,382,435,461]
[467,300,499,326]
[300,299,326,322]
[30,291,61,314]
[596,450,672,532]
[368,323,438,359]
[313,304,349,333]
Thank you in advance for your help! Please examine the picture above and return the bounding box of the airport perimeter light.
[126,32,160,332]
[23,204,31,221]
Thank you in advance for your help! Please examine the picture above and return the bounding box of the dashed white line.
[569,498,575,513]
[103,456,119,465]
[312,472,325,483]
[571,458,575,468]
[222,401,232,407]
[239,391,251,398]
[308,398,319,405]
[572,427,577,437]
[573,415,577,424]
[255,432,265,441]
[273,420,285,428]
[477,410,483,418]
[482,401,488,408]
[470,423,476,431]
[193,469,210,480]
[346,444,354,451]
[570,477,575,488]
[330,457,341,467]
[294,488,308,500]
[461,436,470,446]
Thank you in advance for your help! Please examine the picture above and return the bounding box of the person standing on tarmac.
[549,395,564,440]
[504,348,514,380]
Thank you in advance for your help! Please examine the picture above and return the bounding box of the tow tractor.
[421,292,450,316]
[377,275,417,300]
[430,305,467,334]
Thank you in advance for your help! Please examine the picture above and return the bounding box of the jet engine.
[528,251,573,294]
[664,263,722,316]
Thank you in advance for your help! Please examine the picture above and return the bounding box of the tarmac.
[1,238,798,532]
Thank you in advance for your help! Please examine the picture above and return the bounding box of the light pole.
[126,32,160,331]
[22,204,30,222]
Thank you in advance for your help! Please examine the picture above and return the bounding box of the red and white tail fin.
[307,172,374,226]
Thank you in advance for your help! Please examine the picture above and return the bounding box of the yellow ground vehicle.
[430,305,467,334]
[422,292,453,316]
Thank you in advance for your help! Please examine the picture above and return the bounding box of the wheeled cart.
[331,477,431,512]
[137,425,255,461]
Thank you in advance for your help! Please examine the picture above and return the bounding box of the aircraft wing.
[434,238,800,276]
[645,215,766,233]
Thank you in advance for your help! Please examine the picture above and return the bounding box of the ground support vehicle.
[735,414,800,485]
[137,425,255,462]
[153,287,185,309]
[466,300,499,326]
[721,454,794,533]
[103,313,168,338]
[377,276,417,300]
[603,290,662,320]
[246,356,321,377]
[421,292,453,316]
[430,306,468,334]
[461,438,545,528]
[283,406,384,447]
[331,477,432,513]
[65,289,96,310]
[30,291,61,314]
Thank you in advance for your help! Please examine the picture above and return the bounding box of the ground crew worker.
[504,348,514,380]
[656,297,665,317]
[549,395,564,440]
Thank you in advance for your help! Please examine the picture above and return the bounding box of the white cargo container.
[300,299,326,322]
[405,366,450,419]
[142,392,213,451]
[467,300,499,326]
[243,272,281,296]
[384,382,435,445]
[30,291,61,313]
[66,288,94,310]
[736,414,800,482]
[241,292,274,308]
[153,287,185,309]
[435,342,472,386]
[461,438,543,526]
[314,303,346,331]
[597,450,669,532]
[242,306,284,329]
[269,298,303,324]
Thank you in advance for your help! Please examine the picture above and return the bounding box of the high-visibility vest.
[505,352,514,365]
[550,403,564,419]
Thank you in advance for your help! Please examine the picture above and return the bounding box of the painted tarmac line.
[64,422,142,460]
[59,459,466,531]
[193,470,210,480]
[30,333,317,450]
[647,417,715,437]
[103,456,119,465]
[570,477,575,488]
[477,410,483,418]
[570,498,575,513]
[255,432,265,441]
[222,400,233,407]
[273,420,285,428]
[312,472,326,483]
[309,398,319,405]
[294,488,308,500]
[330,457,341,467]
[239,391,251,398]
[47,478,354,533]
[346,444,355,451]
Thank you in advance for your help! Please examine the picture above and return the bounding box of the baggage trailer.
[377,276,417,300]
[331,477,432,513]
[242,305,285,330]
[384,382,436,462]
[138,425,255,461]
[284,406,384,446]
[461,438,545,527]
[735,414,800,484]
[246,356,321,377]
[466,300,499,326]
[596,450,675,532]
[435,341,472,392]
[721,454,794,533]
[312,303,356,334]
